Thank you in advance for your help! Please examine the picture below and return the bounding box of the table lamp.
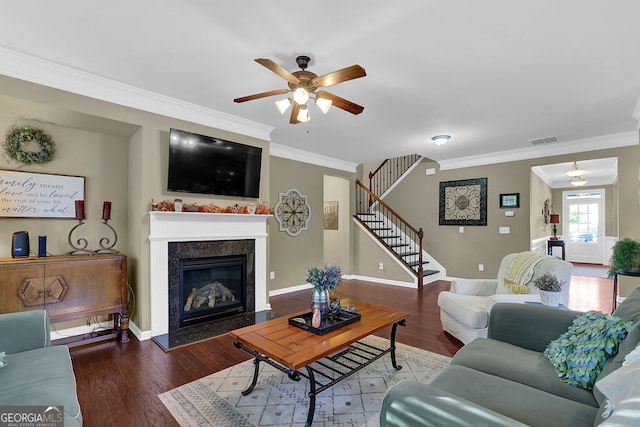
[550,214,560,240]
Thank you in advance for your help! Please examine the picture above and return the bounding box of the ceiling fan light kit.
[275,98,292,114]
[234,55,366,124]
[431,135,451,146]
[315,97,332,114]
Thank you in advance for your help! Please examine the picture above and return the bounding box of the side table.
[612,270,640,312]
[547,239,566,260]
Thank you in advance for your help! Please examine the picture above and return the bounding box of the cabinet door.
[44,257,125,322]
[0,264,45,313]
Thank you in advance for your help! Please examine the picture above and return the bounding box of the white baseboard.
[269,282,313,297]
[346,274,417,288]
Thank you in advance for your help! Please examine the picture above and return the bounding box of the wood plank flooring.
[68,274,613,426]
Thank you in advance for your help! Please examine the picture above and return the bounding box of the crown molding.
[0,46,273,141]
[270,142,358,173]
[438,131,638,171]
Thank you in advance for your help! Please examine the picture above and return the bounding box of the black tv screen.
[167,128,262,198]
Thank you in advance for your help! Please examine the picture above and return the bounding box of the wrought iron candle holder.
[66,219,96,255]
[96,218,119,254]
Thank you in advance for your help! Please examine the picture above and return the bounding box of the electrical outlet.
[479,264,484,271]
[378,262,384,270]
[270,271,275,279]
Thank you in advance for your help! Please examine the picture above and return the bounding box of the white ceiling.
[0,1,639,170]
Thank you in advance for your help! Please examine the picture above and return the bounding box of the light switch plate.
[499,227,510,234]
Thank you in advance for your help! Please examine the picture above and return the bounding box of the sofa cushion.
[437,292,488,328]
[593,322,640,405]
[544,312,633,390]
[431,365,598,427]
[0,346,82,426]
[613,285,640,323]
[451,338,597,407]
[593,361,640,426]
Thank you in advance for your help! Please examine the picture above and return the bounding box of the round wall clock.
[275,189,311,236]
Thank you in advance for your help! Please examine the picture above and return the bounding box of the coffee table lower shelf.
[233,319,406,427]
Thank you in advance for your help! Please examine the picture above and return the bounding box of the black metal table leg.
[242,358,260,396]
[390,319,406,370]
[305,366,317,427]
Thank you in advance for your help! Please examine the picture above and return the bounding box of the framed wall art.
[439,178,487,226]
[500,193,520,209]
[0,169,85,218]
[323,201,338,230]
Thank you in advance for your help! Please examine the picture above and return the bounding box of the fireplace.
[179,255,247,327]
[149,211,271,349]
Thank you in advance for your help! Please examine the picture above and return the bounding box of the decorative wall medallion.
[439,178,487,226]
[275,189,311,236]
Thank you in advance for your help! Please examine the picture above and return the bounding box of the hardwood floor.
[69,274,613,426]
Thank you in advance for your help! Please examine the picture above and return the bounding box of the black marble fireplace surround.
[153,239,272,350]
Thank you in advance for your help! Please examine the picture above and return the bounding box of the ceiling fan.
[234,55,366,124]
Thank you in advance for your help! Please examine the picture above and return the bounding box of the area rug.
[572,264,610,279]
[158,335,452,426]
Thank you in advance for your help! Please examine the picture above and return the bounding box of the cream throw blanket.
[503,252,548,294]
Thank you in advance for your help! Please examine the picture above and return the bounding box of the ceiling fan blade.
[234,89,289,103]
[317,91,364,115]
[289,102,301,124]
[255,58,301,84]
[312,65,366,88]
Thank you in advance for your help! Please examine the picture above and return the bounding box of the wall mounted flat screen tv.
[167,128,262,198]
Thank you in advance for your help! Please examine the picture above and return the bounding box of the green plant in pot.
[532,273,565,306]
[608,238,640,278]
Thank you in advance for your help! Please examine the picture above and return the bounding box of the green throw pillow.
[544,312,633,390]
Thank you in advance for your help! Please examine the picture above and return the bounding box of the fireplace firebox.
[179,255,246,327]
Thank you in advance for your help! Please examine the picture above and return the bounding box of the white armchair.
[437,251,573,344]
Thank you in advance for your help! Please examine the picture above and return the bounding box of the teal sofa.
[381,287,640,427]
[0,310,82,426]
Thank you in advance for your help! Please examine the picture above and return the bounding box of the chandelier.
[565,161,587,186]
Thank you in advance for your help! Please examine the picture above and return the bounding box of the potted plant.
[532,273,565,306]
[306,265,342,327]
[608,238,640,278]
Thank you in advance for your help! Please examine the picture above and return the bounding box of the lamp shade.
[293,88,309,105]
[550,214,560,224]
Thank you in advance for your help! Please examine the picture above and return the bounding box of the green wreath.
[3,125,55,164]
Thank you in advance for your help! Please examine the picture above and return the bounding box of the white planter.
[540,290,560,307]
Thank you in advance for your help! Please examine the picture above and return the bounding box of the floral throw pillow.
[544,312,633,390]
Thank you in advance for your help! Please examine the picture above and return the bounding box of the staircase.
[354,179,441,288]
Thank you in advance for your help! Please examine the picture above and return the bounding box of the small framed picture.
[500,193,520,209]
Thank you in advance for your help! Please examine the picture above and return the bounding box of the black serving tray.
[288,309,361,335]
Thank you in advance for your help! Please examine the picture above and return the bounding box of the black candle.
[102,201,112,220]
[75,200,85,220]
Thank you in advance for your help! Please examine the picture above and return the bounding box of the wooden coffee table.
[229,299,409,427]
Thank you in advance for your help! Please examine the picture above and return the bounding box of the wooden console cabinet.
[0,254,129,345]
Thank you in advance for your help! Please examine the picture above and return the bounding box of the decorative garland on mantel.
[3,125,55,165]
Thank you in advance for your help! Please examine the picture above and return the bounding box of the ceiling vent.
[529,136,558,146]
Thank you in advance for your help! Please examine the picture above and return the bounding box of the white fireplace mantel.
[148,212,271,337]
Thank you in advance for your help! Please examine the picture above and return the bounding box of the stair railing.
[368,154,422,201]
[354,179,424,288]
